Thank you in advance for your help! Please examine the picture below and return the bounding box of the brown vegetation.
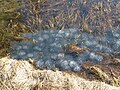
[78,58,120,87]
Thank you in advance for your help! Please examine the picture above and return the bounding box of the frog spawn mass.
[10,28,120,72]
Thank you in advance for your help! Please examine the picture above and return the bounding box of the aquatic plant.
[20,0,120,33]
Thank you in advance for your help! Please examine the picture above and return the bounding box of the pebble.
[18,51,26,56]
[60,60,70,70]
[16,46,22,50]
[27,53,33,58]
[89,52,103,62]
[73,66,81,72]
[69,61,78,68]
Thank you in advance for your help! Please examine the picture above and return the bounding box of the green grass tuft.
[0,0,29,58]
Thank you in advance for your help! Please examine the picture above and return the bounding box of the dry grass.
[0,57,120,90]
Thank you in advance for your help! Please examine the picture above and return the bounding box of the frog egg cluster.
[10,28,120,72]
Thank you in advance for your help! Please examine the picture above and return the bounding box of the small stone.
[56,34,63,38]
[65,31,70,37]
[89,52,103,62]
[116,40,120,45]
[58,30,64,34]
[50,54,58,60]
[57,53,65,59]
[44,60,54,69]
[113,33,120,38]
[42,34,49,39]
[95,45,103,51]
[33,46,42,51]
[36,59,45,68]
[60,60,71,70]
[18,51,26,56]
[27,53,33,58]
[69,61,78,68]
[85,40,97,46]
[22,45,28,49]
[38,37,44,41]
[73,66,81,72]
[16,46,22,50]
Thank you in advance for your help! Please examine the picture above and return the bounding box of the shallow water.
[10,28,120,72]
